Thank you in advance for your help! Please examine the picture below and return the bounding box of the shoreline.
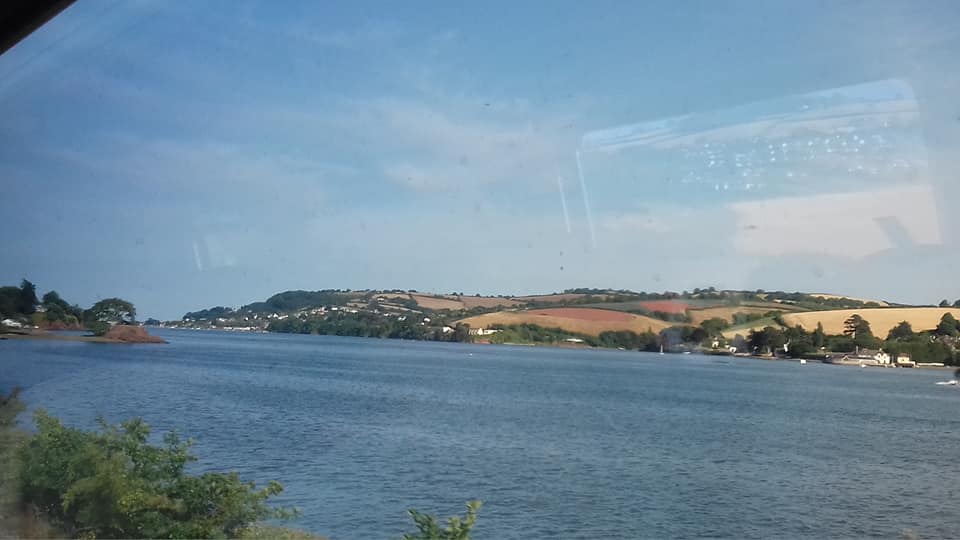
[1,331,128,344]
[0,329,166,344]
[4,329,954,370]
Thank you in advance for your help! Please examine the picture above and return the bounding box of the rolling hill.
[456,308,670,337]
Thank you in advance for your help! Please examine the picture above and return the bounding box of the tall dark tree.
[843,314,877,347]
[936,313,960,337]
[939,299,950,308]
[812,322,826,348]
[887,320,915,341]
[843,314,864,337]
[18,279,38,314]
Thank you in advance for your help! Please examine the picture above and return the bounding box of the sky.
[2,0,960,319]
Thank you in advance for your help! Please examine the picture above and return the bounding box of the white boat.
[799,359,807,365]
[659,344,664,355]
[934,380,958,386]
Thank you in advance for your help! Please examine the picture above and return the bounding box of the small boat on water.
[799,359,807,365]
[935,380,958,386]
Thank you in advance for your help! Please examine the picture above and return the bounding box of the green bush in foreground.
[18,411,297,539]
[4,391,477,539]
[401,501,482,540]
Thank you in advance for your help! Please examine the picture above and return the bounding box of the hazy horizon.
[3,1,960,320]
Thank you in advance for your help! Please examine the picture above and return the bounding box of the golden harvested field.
[457,308,670,337]
[442,296,523,309]
[810,293,889,307]
[688,305,788,325]
[782,308,960,335]
[410,294,465,310]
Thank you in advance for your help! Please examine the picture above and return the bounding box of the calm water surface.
[2,329,958,539]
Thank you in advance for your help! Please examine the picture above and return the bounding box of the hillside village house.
[469,327,500,336]
[895,354,915,367]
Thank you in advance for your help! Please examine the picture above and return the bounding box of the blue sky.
[2,0,960,319]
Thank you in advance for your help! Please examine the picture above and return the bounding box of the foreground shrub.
[18,411,296,539]
[401,501,482,540]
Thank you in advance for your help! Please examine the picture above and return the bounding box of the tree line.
[267,312,473,343]
[0,279,137,337]
[743,313,960,364]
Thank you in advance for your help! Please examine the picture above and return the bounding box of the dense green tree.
[41,291,62,306]
[887,320,915,341]
[242,290,353,314]
[780,325,814,357]
[936,313,960,337]
[594,330,659,351]
[842,314,878,348]
[86,298,137,325]
[43,303,66,322]
[748,326,786,354]
[699,317,729,337]
[18,279,38,315]
[812,322,826,348]
[825,334,856,352]
[183,306,235,321]
[39,290,82,324]
[939,299,950,308]
[843,314,865,338]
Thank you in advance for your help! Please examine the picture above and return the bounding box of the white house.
[896,354,915,367]
[2,318,22,328]
[468,327,500,336]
